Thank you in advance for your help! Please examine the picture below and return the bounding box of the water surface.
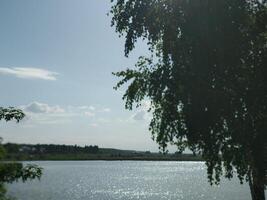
[8,161,254,200]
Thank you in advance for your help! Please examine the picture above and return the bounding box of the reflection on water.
[8,161,253,200]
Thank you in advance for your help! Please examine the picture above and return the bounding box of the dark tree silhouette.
[0,107,42,199]
[110,1,267,200]
[0,107,25,122]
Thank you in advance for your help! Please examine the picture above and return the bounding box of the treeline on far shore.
[3,143,203,161]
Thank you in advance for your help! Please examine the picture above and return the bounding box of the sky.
[0,0,167,152]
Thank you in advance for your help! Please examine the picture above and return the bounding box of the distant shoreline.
[3,143,204,162]
[6,158,204,162]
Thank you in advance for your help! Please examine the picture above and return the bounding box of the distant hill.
[3,143,203,161]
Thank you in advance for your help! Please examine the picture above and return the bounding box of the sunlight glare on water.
[8,161,254,200]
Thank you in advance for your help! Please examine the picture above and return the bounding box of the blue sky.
[0,0,164,151]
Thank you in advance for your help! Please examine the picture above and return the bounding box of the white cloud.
[84,111,95,117]
[89,123,98,127]
[133,110,147,121]
[0,67,58,80]
[26,115,71,125]
[96,118,110,123]
[101,108,111,112]
[20,102,68,125]
[19,102,114,126]
[22,102,65,114]
[77,106,95,111]
[132,100,152,121]
[89,106,96,111]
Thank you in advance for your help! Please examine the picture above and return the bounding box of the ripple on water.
[7,161,252,200]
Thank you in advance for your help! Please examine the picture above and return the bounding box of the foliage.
[110,0,266,199]
[0,163,41,183]
[2,143,202,161]
[4,143,99,154]
[0,107,25,123]
[0,108,42,200]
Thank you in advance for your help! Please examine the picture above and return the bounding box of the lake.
[8,161,255,200]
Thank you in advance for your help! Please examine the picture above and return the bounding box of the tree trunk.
[249,170,265,200]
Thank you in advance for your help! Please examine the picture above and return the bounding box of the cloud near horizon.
[22,102,65,114]
[20,102,111,125]
[0,67,58,80]
[132,100,152,121]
